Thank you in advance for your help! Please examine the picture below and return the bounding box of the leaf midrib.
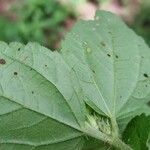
[0,135,83,147]
[0,94,81,131]
[1,50,80,129]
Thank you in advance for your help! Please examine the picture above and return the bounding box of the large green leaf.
[123,114,150,150]
[61,11,150,131]
[0,42,85,150]
[0,11,150,150]
[148,135,150,149]
[117,36,150,131]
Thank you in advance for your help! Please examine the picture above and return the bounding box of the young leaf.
[123,114,150,150]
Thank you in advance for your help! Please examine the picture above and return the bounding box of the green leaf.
[117,35,150,132]
[123,114,150,150]
[82,137,114,150]
[0,11,150,150]
[147,135,150,149]
[61,11,150,131]
[0,42,85,150]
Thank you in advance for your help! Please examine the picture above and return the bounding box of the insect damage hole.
[115,55,119,59]
[14,72,18,75]
[143,73,148,78]
[101,42,106,47]
[0,59,6,65]
[107,54,111,57]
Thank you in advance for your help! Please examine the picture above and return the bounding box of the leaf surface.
[123,114,150,150]
[0,11,150,150]
[0,42,84,150]
[61,11,150,126]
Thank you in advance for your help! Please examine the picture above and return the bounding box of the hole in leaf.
[92,70,95,73]
[107,54,111,57]
[0,59,6,65]
[143,73,148,78]
[115,55,119,59]
[14,72,18,75]
[18,48,21,51]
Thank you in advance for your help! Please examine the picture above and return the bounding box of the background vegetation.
[0,0,149,49]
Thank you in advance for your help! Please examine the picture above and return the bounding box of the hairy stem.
[111,117,120,138]
[84,127,133,150]
[110,137,133,150]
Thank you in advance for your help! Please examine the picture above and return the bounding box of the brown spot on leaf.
[0,59,6,65]
[92,70,95,73]
[143,73,148,78]
[116,55,119,59]
[14,72,18,75]
[107,54,111,57]
[101,42,106,47]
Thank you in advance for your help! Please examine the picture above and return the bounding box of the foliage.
[0,0,75,49]
[123,114,150,150]
[59,0,87,6]
[0,11,150,150]
[130,0,150,46]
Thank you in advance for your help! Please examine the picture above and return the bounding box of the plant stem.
[111,117,120,138]
[110,137,133,150]
[84,127,133,150]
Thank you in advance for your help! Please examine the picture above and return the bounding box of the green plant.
[0,0,75,49]
[123,114,150,150]
[130,0,150,46]
[0,11,150,150]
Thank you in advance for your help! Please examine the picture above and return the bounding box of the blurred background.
[0,0,149,50]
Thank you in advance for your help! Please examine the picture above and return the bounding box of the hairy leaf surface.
[0,11,150,150]
[61,11,150,132]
